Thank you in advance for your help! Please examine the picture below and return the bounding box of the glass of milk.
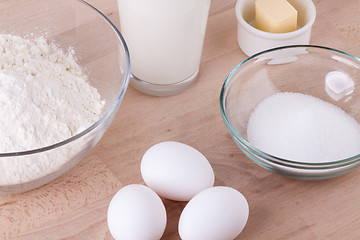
[118,0,211,96]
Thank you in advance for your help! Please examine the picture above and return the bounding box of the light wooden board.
[1,0,360,239]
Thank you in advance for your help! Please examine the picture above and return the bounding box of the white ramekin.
[235,0,316,56]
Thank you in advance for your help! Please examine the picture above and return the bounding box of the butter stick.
[255,0,297,33]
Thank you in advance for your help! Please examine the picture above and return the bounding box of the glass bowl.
[0,0,130,193]
[220,45,360,180]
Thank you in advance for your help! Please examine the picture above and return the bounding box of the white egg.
[178,186,249,240]
[107,184,167,240]
[141,141,215,201]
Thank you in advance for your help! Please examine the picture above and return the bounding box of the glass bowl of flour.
[220,45,360,180]
[0,0,130,193]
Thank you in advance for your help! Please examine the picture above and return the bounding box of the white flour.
[0,34,104,185]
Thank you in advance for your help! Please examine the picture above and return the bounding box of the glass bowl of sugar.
[0,0,130,193]
[220,45,360,180]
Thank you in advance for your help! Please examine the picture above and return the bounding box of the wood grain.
[1,0,360,239]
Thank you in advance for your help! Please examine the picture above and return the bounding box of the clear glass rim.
[0,0,131,157]
[220,44,360,169]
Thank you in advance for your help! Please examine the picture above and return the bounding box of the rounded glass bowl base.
[130,69,199,97]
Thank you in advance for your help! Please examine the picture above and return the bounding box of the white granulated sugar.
[247,92,360,163]
[0,34,104,185]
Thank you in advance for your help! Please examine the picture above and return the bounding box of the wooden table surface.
[1,0,360,239]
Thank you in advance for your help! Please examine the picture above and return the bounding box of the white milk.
[118,0,211,85]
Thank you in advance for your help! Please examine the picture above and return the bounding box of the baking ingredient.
[178,186,249,240]
[255,0,297,33]
[107,184,167,240]
[247,92,360,163]
[0,34,104,185]
[141,141,215,201]
[118,0,210,85]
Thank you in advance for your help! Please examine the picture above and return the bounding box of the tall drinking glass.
[118,0,211,96]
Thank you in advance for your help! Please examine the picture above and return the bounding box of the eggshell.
[178,186,249,240]
[141,141,215,201]
[107,184,167,240]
